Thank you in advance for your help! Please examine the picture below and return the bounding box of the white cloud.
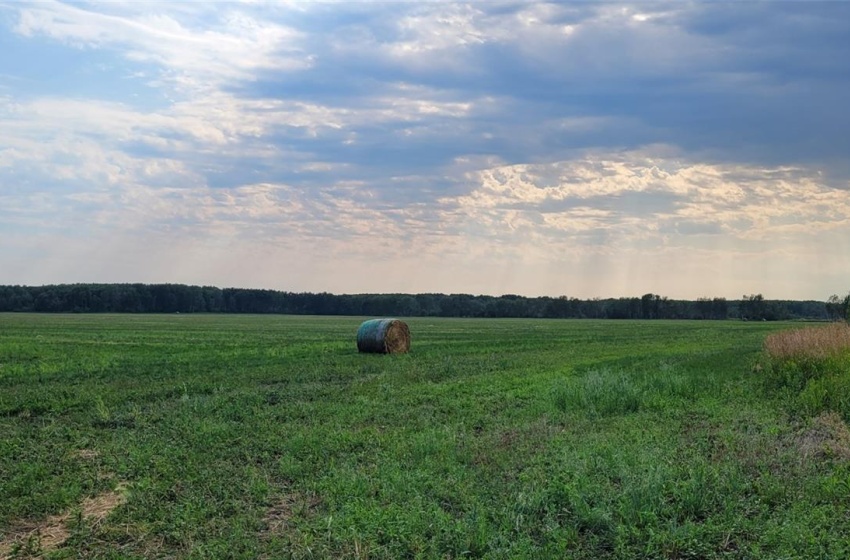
[13,0,308,91]
[451,152,850,248]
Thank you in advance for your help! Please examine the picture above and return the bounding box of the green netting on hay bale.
[356,318,411,354]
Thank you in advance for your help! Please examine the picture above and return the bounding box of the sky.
[1,1,849,300]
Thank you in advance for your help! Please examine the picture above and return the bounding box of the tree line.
[0,284,844,321]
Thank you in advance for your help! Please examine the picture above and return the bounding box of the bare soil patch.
[0,483,128,559]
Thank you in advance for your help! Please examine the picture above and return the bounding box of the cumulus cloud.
[451,152,850,246]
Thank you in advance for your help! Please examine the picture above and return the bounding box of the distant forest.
[0,284,845,321]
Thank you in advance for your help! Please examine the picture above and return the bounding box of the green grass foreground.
[1,314,849,559]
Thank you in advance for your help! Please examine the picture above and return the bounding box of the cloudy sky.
[1,1,849,299]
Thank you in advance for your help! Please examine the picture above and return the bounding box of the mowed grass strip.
[2,314,849,559]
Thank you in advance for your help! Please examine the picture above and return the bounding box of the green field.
[2,314,849,559]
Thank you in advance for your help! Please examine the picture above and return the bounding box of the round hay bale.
[356,318,410,354]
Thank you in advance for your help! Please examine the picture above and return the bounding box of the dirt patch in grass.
[0,483,128,559]
[70,448,100,461]
[495,418,561,452]
[797,412,850,461]
[260,490,322,538]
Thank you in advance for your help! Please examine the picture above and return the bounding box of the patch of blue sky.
[201,165,272,190]
[678,2,850,39]
[231,71,390,107]
[0,166,94,195]
[0,31,166,110]
[292,2,402,39]
[0,208,76,235]
[322,139,482,177]
[114,138,177,160]
[260,124,472,170]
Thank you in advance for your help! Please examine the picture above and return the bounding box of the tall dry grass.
[764,323,850,361]
[762,323,850,419]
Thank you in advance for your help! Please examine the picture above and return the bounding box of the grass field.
[2,314,850,559]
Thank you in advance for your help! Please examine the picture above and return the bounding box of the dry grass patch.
[260,490,322,538]
[797,412,850,461]
[70,449,100,461]
[0,483,128,559]
[764,323,850,361]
